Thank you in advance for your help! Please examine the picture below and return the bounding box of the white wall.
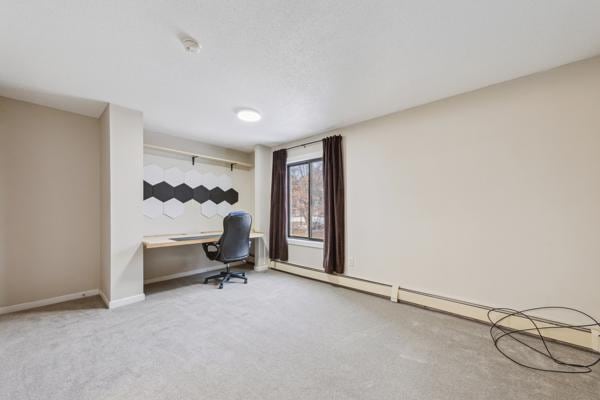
[277,56,600,322]
[99,106,111,298]
[143,133,255,281]
[0,97,100,307]
[100,104,144,303]
[145,131,253,166]
[253,145,272,249]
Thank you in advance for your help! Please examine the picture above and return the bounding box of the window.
[288,158,324,241]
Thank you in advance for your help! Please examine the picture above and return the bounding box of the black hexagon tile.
[153,181,174,202]
[193,185,210,203]
[224,188,239,205]
[174,184,194,203]
[144,181,153,200]
[209,187,226,204]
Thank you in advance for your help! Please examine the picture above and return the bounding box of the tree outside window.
[288,159,324,241]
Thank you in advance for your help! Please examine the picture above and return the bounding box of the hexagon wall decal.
[201,200,217,218]
[217,175,232,191]
[224,189,238,204]
[217,202,232,217]
[153,182,174,202]
[185,170,203,188]
[164,199,184,219]
[164,167,184,187]
[144,181,153,200]
[193,186,210,203]
[210,187,225,204]
[202,173,217,190]
[144,164,163,185]
[144,197,163,218]
[174,184,193,203]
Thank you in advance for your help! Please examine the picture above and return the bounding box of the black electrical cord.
[487,306,600,373]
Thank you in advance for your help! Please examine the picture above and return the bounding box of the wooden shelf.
[144,144,253,169]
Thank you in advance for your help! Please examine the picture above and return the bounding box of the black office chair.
[202,211,252,289]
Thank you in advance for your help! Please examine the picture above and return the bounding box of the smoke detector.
[182,37,201,53]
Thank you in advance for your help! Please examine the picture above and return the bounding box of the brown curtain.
[323,135,345,274]
[269,149,288,261]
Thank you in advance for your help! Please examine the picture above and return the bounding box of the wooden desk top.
[143,231,264,249]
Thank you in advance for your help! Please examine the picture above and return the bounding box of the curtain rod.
[285,139,322,151]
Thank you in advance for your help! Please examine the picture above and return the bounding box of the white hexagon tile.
[163,199,184,219]
[185,169,203,188]
[217,174,232,191]
[144,165,164,185]
[164,167,184,187]
[202,173,217,189]
[201,200,217,217]
[143,197,163,218]
[217,201,232,217]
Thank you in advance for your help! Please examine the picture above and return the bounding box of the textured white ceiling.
[1,1,600,151]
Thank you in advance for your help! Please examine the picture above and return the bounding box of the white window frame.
[287,151,324,248]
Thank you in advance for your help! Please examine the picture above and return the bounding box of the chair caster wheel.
[244,280,248,284]
[218,284,223,289]
[204,279,209,284]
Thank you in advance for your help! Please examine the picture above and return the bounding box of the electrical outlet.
[591,327,600,352]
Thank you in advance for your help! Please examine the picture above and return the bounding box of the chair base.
[204,265,247,289]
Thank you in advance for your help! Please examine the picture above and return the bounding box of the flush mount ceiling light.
[182,37,201,53]
[236,108,262,122]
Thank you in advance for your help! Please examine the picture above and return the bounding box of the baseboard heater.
[270,261,597,353]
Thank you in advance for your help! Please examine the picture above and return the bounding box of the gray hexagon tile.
[217,202,232,217]
[163,199,184,219]
[143,197,163,218]
[202,173,217,189]
[185,169,203,188]
[201,200,217,218]
[217,175,232,191]
[164,167,184,187]
[144,165,164,185]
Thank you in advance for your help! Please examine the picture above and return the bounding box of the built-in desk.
[142,231,268,270]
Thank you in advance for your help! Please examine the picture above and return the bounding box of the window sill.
[287,238,324,249]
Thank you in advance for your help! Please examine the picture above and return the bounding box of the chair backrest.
[218,211,252,263]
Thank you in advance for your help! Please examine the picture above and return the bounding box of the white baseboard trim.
[254,264,269,272]
[0,289,100,315]
[98,290,109,308]
[144,262,249,285]
[144,266,222,285]
[271,262,596,352]
[107,293,146,309]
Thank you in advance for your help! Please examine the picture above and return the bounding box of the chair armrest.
[202,242,221,260]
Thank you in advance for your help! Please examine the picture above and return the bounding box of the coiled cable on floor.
[487,306,600,373]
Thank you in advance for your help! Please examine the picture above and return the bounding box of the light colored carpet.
[1,268,598,400]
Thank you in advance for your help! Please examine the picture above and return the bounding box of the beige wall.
[278,56,600,322]
[0,97,100,307]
